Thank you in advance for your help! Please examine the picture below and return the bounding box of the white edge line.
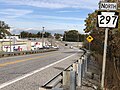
[0,53,76,89]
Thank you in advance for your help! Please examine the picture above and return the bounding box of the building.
[0,36,31,52]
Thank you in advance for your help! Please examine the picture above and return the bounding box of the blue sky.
[0,0,100,34]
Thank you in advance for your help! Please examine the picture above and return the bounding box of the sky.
[0,0,100,34]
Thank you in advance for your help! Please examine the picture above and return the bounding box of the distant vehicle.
[31,42,43,50]
[65,44,68,46]
[43,46,50,49]
[70,46,73,49]
[51,46,59,49]
[31,45,37,50]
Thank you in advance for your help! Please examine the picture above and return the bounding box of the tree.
[84,0,120,89]
[20,31,29,38]
[37,32,42,38]
[20,31,51,38]
[63,30,79,42]
[79,34,85,42]
[0,21,11,39]
[84,10,98,33]
[28,33,32,38]
[44,32,51,38]
[54,33,62,40]
[63,30,85,42]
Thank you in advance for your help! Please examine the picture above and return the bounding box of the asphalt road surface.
[0,43,84,90]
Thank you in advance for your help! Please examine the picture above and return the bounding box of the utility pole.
[42,27,45,48]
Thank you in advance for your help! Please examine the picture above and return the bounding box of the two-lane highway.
[0,44,83,90]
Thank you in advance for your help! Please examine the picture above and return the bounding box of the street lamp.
[1,32,4,51]
[77,32,79,47]
[8,28,12,52]
[50,35,53,48]
[42,27,45,48]
[64,31,67,41]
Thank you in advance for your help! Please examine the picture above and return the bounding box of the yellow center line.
[0,52,59,67]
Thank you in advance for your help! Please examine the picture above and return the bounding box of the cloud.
[8,20,85,33]
[0,0,99,10]
[0,9,32,18]
[58,10,80,13]
[28,14,85,21]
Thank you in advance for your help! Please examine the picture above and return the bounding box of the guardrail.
[40,64,73,90]
[39,61,80,90]
[39,51,87,90]
[39,51,96,90]
[0,48,58,58]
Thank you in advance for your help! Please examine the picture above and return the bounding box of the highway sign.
[99,2,117,10]
[98,2,118,89]
[86,35,93,43]
[97,11,119,28]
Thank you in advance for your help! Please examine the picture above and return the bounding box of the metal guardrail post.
[39,87,47,90]
[70,71,76,90]
[77,59,82,87]
[40,59,85,89]
[85,54,88,73]
[52,88,63,90]
[73,63,78,73]
[63,70,70,89]
[81,56,85,78]
[46,75,62,88]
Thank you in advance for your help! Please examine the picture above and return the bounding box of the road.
[0,42,84,90]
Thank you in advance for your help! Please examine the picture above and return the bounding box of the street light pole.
[42,27,45,48]
[64,31,66,41]
[1,32,4,51]
[77,32,79,47]
[9,28,11,52]
[51,35,52,47]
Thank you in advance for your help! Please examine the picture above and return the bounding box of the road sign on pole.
[99,2,117,10]
[86,35,93,43]
[98,1,119,90]
[97,11,119,28]
[86,35,93,51]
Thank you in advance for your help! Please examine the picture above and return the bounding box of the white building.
[0,36,31,52]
